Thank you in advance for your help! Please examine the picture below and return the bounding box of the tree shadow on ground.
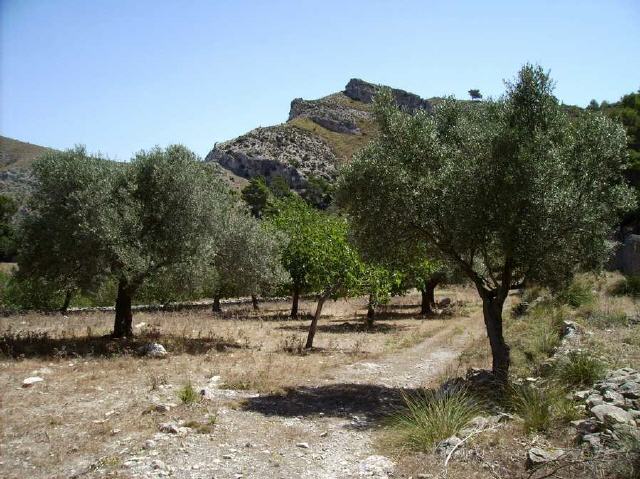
[0,331,243,359]
[241,382,424,426]
[276,320,408,334]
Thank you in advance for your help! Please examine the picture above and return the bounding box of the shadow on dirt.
[0,331,243,359]
[276,321,409,334]
[241,383,422,425]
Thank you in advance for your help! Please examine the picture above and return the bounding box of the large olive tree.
[338,65,633,381]
[19,145,231,336]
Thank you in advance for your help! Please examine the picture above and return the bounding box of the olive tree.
[338,65,633,381]
[19,145,231,336]
[209,206,288,312]
[271,197,362,348]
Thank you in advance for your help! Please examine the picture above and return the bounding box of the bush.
[556,277,594,308]
[553,351,606,387]
[390,388,482,451]
[177,381,199,405]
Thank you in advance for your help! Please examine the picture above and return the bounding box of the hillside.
[205,79,438,191]
[0,136,55,198]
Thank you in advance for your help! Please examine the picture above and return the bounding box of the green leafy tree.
[338,65,633,382]
[241,176,271,218]
[360,263,401,325]
[271,197,362,347]
[0,194,18,261]
[468,89,482,101]
[19,145,231,336]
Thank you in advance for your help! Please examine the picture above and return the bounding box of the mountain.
[205,79,437,191]
[0,136,55,198]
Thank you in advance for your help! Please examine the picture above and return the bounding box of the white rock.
[296,442,310,449]
[22,376,44,387]
[138,343,167,358]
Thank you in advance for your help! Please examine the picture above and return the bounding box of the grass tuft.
[556,277,594,308]
[552,350,606,387]
[177,381,199,405]
[389,387,482,451]
[508,383,580,433]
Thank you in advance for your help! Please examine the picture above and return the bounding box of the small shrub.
[279,334,306,354]
[390,388,482,451]
[177,381,199,405]
[556,277,595,308]
[553,351,606,387]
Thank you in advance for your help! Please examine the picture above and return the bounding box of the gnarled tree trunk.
[480,291,510,383]
[420,275,441,315]
[291,286,300,319]
[305,293,328,349]
[113,280,134,338]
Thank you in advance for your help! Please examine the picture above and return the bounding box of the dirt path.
[124,312,486,479]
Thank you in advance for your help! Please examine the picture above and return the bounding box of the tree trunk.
[60,290,73,314]
[212,295,222,313]
[291,287,300,319]
[420,278,439,315]
[366,294,375,327]
[481,293,510,383]
[113,280,134,338]
[251,294,259,311]
[305,294,327,349]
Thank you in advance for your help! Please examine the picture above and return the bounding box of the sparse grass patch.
[584,309,630,328]
[388,387,482,452]
[177,381,199,405]
[506,303,567,376]
[183,419,215,434]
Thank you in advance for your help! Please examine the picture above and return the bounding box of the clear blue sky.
[1,0,639,161]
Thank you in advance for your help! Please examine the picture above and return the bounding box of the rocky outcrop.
[288,95,371,135]
[206,78,430,192]
[572,368,640,452]
[344,78,433,113]
[205,125,338,189]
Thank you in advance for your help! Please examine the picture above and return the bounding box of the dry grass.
[0,289,472,478]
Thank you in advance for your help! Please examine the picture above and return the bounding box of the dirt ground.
[0,286,486,479]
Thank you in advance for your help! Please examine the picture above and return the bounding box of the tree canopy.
[338,64,634,381]
[270,196,362,347]
[19,145,233,336]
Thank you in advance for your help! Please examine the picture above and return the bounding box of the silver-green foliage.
[211,205,288,299]
[338,64,634,378]
[19,145,234,333]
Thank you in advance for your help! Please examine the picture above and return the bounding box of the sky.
[1,0,639,161]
